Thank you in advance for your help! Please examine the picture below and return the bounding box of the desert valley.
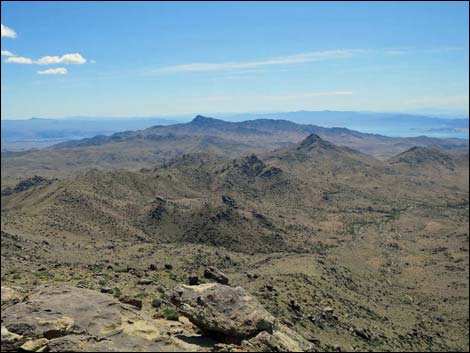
[1,115,469,351]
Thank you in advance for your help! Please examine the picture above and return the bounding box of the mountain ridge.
[1,115,468,188]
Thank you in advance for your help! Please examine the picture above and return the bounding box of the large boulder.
[1,285,202,352]
[170,283,275,339]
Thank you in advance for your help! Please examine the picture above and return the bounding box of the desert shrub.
[162,307,179,321]
[151,298,162,308]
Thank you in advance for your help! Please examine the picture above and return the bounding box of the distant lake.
[346,126,469,139]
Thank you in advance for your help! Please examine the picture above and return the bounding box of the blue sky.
[1,1,469,119]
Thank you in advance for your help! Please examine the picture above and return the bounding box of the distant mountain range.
[1,117,180,151]
[222,110,469,138]
[2,110,468,151]
[2,115,468,188]
[51,114,469,157]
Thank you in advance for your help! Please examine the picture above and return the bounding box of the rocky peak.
[236,154,267,177]
[300,133,322,146]
[297,133,338,151]
[191,115,221,125]
[389,146,456,169]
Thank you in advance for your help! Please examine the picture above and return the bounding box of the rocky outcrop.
[170,283,275,339]
[241,324,314,352]
[2,284,312,352]
[1,285,202,352]
[203,266,229,285]
[1,286,23,308]
[170,283,313,351]
[221,195,237,208]
[1,176,52,196]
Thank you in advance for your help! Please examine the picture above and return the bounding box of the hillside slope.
[2,116,467,187]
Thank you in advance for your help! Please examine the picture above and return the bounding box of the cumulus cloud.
[5,56,33,64]
[5,53,87,65]
[1,24,16,38]
[1,50,15,57]
[37,67,68,75]
[36,53,87,65]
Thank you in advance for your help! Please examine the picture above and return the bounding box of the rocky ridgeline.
[1,175,53,196]
[1,281,313,352]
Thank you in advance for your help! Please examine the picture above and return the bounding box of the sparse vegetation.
[1,119,468,351]
[161,306,179,321]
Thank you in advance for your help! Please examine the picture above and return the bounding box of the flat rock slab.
[1,285,201,352]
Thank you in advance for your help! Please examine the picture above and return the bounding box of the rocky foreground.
[1,281,313,352]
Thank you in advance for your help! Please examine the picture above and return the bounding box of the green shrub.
[114,266,128,273]
[162,307,179,321]
[113,287,121,298]
[151,298,162,308]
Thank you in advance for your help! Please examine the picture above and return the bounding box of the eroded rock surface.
[2,284,313,352]
[1,286,23,308]
[203,266,229,285]
[1,285,201,352]
[170,283,275,339]
[170,283,313,351]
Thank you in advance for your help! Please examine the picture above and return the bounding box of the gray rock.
[242,324,314,352]
[188,274,199,286]
[170,283,275,339]
[137,278,153,285]
[203,266,229,285]
[100,287,113,294]
[1,326,26,351]
[1,285,199,352]
[1,286,23,308]
[119,296,143,310]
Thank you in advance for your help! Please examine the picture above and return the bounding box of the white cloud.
[37,67,68,75]
[260,91,353,101]
[5,53,87,65]
[1,50,15,57]
[156,47,466,75]
[421,47,464,54]
[196,91,353,103]
[5,56,33,64]
[36,53,87,65]
[157,49,367,74]
[384,50,406,56]
[407,94,469,107]
[1,24,16,38]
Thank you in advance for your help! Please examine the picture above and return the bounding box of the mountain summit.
[190,115,223,125]
[297,133,338,151]
[389,146,456,169]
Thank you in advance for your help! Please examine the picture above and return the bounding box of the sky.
[1,1,469,119]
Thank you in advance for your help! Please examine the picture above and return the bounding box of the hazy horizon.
[2,1,469,119]
[1,108,469,121]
